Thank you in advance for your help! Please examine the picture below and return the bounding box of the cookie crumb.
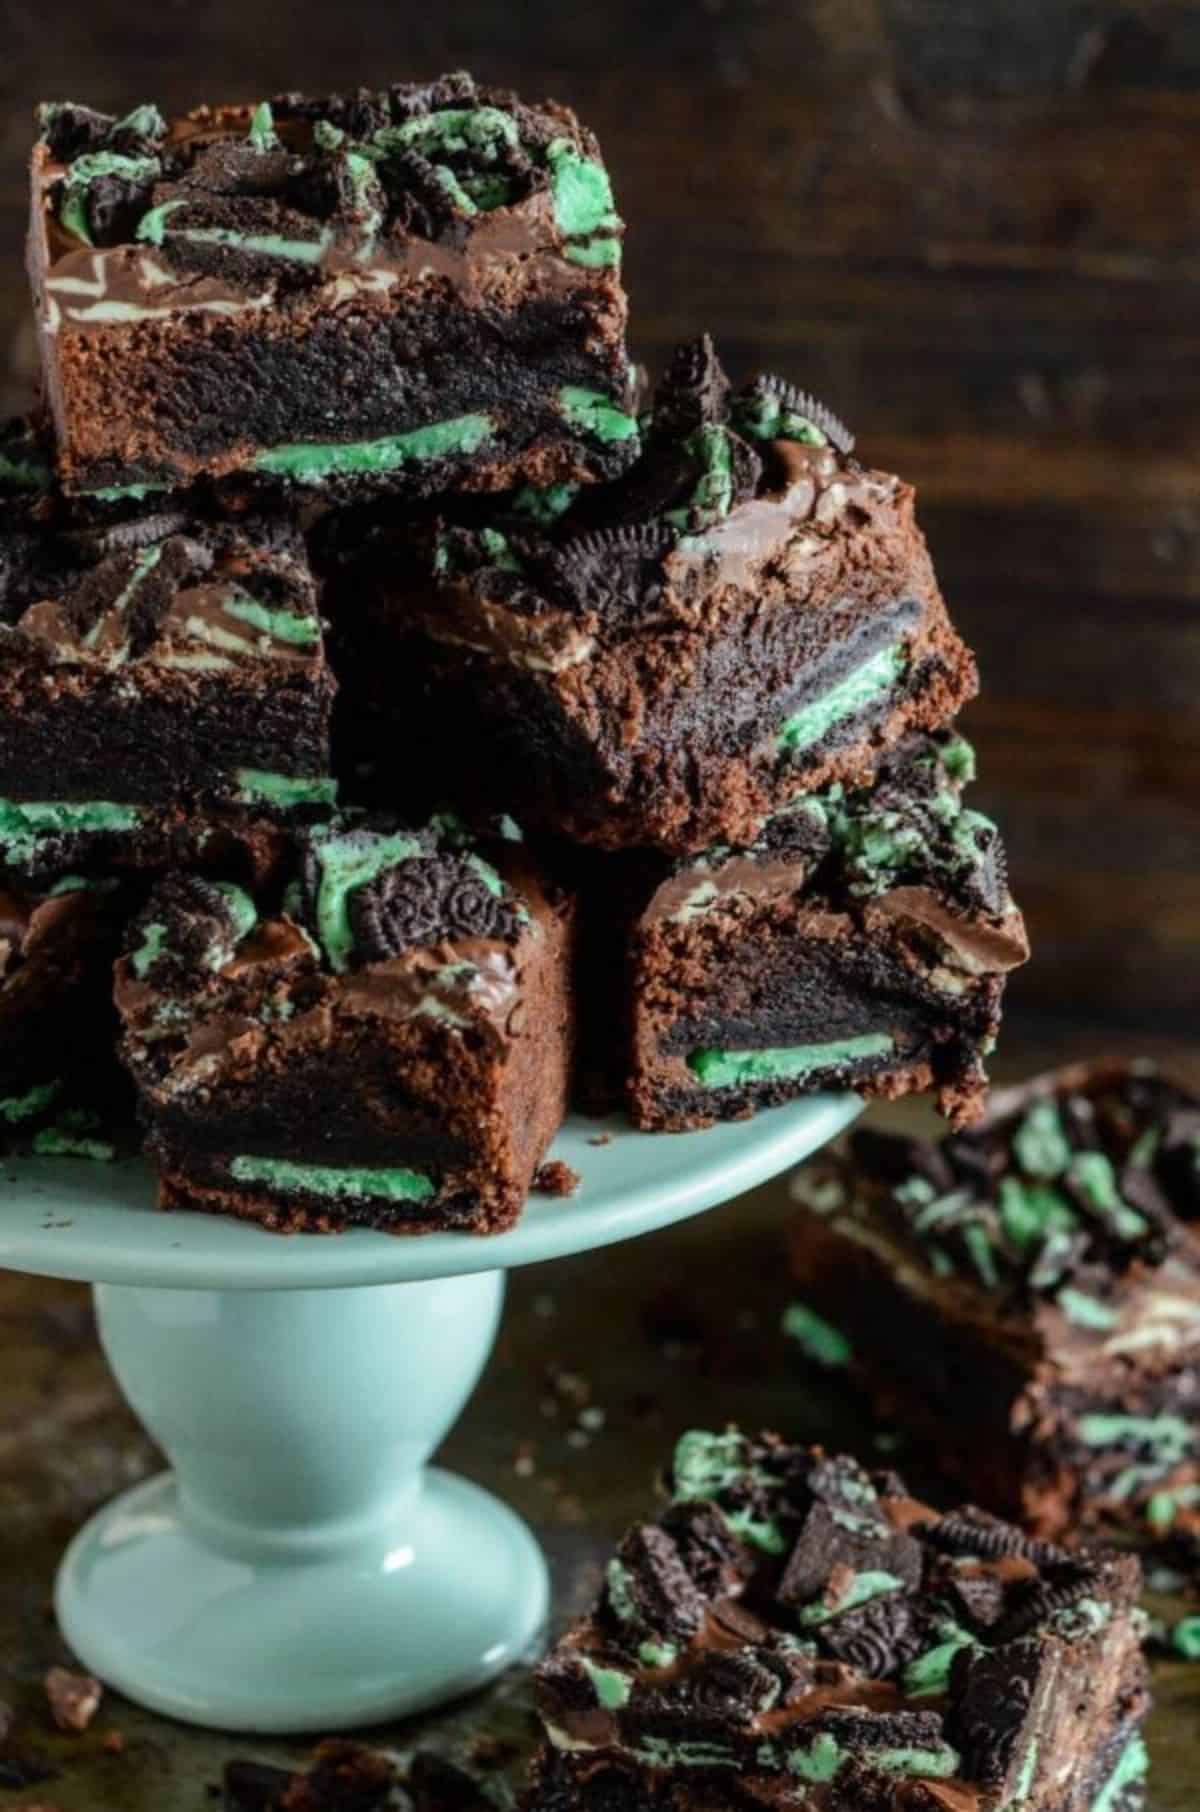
[533,1160,579,1197]
[44,1668,101,1733]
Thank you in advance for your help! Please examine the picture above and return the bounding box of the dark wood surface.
[0,8,1197,1804]
[2,0,1198,1049]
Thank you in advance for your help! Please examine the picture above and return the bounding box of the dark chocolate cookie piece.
[349,853,524,959]
[604,1523,708,1647]
[947,1638,1043,1789]
[127,875,258,990]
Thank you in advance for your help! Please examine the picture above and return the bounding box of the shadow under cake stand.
[0,1096,859,1734]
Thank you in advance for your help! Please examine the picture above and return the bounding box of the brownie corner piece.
[788,1057,1200,1540]
[29,77,635,502]
[0,502,334,881]
[115,814,574,1234]
[525,1426,1150,1812]
[626,730,1028,1131]
[371,334,976,853]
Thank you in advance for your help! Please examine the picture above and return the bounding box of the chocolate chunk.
[605,1523,707,1645]
[816,1706,947,1753]
[658,1500,748,1598]
[777,1458,922,1610]
[44,1666,102,1732]
[948,1639,1042,1788]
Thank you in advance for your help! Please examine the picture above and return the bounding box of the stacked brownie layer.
[2,72,1024,1231]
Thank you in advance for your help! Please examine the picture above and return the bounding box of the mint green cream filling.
[777,641,907,756]
[235,770,337,809]
[781,1301,853,1367]
[1091,1736,1148,1812]
[1077,1413,1195,1465]
[59,151,161,244]
[306,828,424,972]
[162,224,333,264]
[688,1033,893,1090]
[785,1732,842,1782]
[229,1156,436,1204]
[252,415,494,484]
[558,386,639,444]
[0,1079,62,1124]
[546,136,620,265]
[223,596,321,647]
[579,1658,632,1709]
[0,798,141,861]
[876,1744,961,1779]
[130,922,167,979]
[80,480,171,503]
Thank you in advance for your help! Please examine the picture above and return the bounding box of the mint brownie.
[788,1060,1200,1540]
[29,76,636,501]
[0,502,334,881]
[526,1428,1149,1811]
[626,732,1028,1129]
[115,816,573,1234]
[345,335,976,853]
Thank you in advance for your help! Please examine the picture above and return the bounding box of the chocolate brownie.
[526,1428,1150,1811]
[788,1060,1200,1540]
[29,77,636,501]
[0,873,130,1146]
[624,732,1028,1130]
[115,814,573,1234]
[0,501,335,881]
[335,336,977,852]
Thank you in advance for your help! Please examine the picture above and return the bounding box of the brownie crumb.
[43,1668,101,1733]
[533,1160,580,1197]
[587,1132,612,1147]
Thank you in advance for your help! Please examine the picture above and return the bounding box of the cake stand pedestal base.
[56,1272,548,1733]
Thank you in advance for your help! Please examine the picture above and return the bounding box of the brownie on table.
[29,75,636,501]
[1,874,130,1147]
[625,731,1028,1130]
[788,1060,1200,1541]
[115,814,574,1234]
[526,1427,1149,1811]
[0,501,335,882]
[337,335,977,853]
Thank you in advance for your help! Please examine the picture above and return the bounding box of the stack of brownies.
[1,74,1028,1235]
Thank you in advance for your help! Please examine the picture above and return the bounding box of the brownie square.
[0,501,335,882]
[526,1428,1149,1812]
[333,336,977,853]
[623,731,1028,1130]
[29,77,636,502]
[115,815,574,1234]
[1,873,130,1148]
[788,1060,1200,1540]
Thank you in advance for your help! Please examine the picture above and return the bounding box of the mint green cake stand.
[1,1096,858,1734]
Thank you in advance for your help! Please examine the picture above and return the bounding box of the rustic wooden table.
[0,1,1198,1800]
[0,1031,1196,1809]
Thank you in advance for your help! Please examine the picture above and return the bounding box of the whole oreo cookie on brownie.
[335,335,977,852]
[623,731,1028,1130]
[525,1427,1150,1811]
[788,1060,1200,1541]
[0,499,335,882]
[114,815,574,1234]
[29,77,636,502]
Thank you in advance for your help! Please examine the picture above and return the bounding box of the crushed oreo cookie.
[350,852,523,958]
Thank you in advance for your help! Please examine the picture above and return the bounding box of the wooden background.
[1,0,1197,1061]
